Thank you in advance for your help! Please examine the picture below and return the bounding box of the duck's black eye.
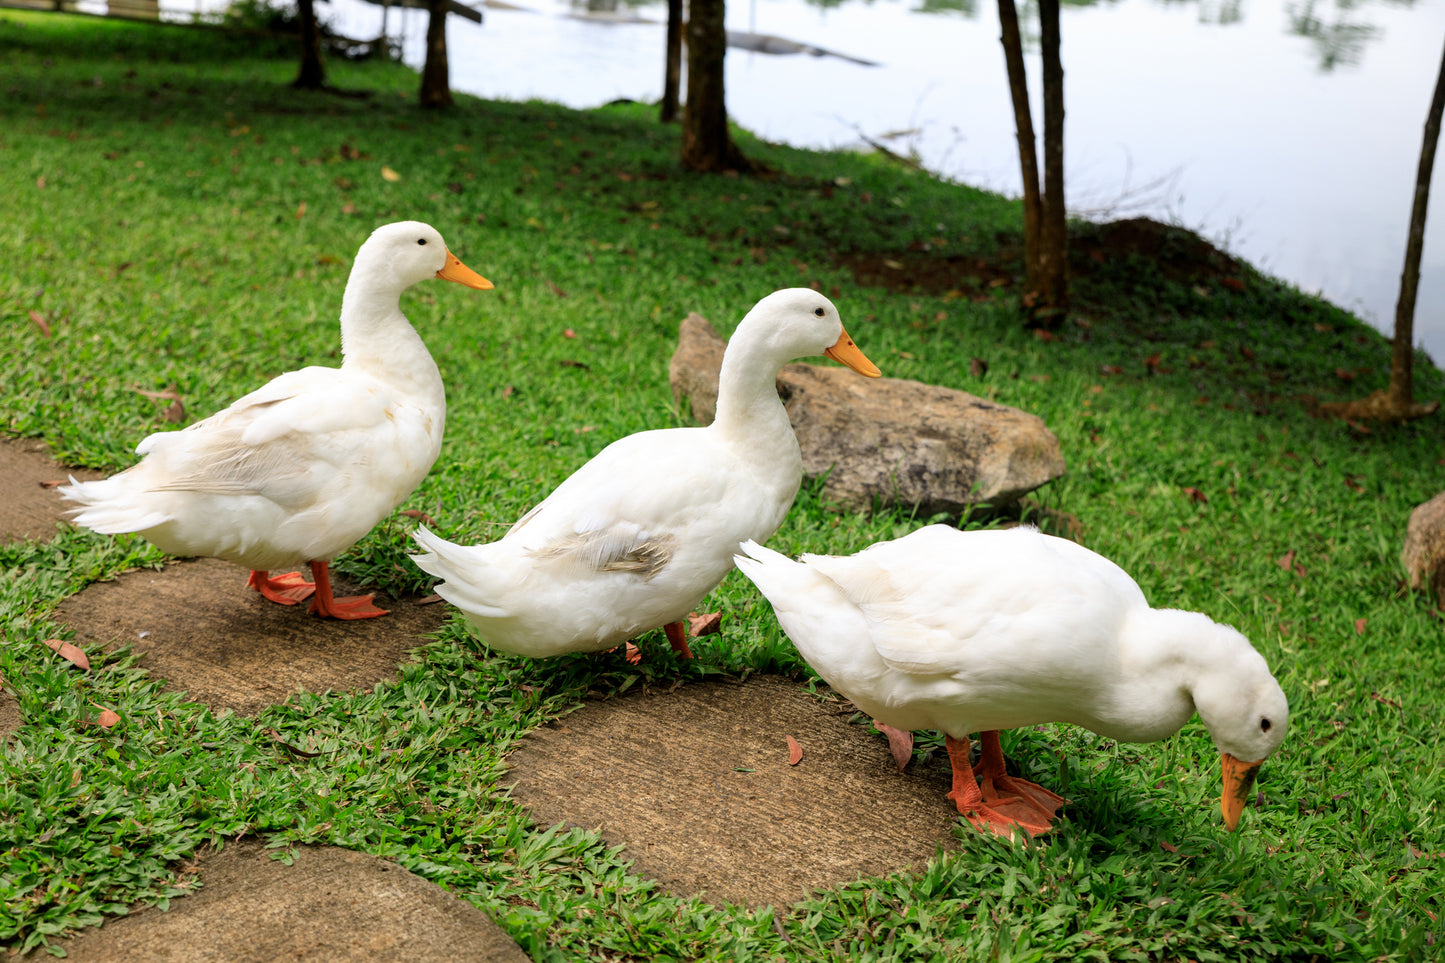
[1260,718,1272,732]
[813,307,825,317]
[417,238,428,245]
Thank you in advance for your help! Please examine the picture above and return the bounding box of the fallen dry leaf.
[969,357,988,378]
[381,166,401,182]
[93,707,121,728]
[547,281,570,299]
[1221,276,1246,292]
[1276,550,1296,572]
[786,735,803,766]
[43,638,90,670]
[1355,618,1368,636]
[295,201,307,219]
[1159,840,1179,853]
[133,384,182,403]
[28,310,51,337]
[161,399,185,423]
[1370,691,1402,709]
[1182,487,1208,504]
[39,479,65,489]
[400,509,436,527]
[687,611,721,638]
[416,594,443,606]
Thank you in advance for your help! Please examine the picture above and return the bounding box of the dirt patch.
[836,217,1240,298]
[507,675,962,908]
[55,838,527,962]
[0,436,104,544]
[55,558,447,716]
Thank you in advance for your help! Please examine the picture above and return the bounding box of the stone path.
[54,839,529,963]
[0,435,102,543]
[54,556,447,716]
[507,675,962,907]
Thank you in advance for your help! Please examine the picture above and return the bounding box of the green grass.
[2,8,1443,959]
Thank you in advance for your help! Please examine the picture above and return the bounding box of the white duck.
[734,524,1289,837]
[411,288,880,658]
[61,221,491,619]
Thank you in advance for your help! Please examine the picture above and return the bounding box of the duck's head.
[736,288,881,378]
[1189,624,1289,831]
[356,221,492,293]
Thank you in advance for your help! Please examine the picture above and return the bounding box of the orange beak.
[1220,752,1263,831]
[824,326,881,378]
[436,249,493,290]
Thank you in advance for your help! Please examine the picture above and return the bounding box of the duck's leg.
[663,621,694,659]
[305,560,388,620]
[247,569,316,605]
[874,720,915,771]
[945,734,1059,838]
[971,730,1067,827]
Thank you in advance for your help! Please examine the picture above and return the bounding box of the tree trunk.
[420,0,454,109]
[292,0,326,90]
[681,0,748,172]
[996,0,1041,292]
[1390,35,1445,411]
[1038,0,1068,314]
[661,0,683,123]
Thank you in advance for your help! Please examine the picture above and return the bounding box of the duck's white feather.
[412,288,880,657]
[61,221,487,573]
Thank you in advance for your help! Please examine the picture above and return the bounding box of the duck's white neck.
[338,280,444,407]
[1084,608,1233,743]
[711,333,801,472]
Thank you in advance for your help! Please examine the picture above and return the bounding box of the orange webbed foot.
[248,570,316,605]
[304,561,389,620]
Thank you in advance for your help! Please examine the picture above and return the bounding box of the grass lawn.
[2,9,1443,959]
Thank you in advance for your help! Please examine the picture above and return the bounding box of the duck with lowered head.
[61,221,491,619]
[735,524,1288,837]
[411,288,881,659]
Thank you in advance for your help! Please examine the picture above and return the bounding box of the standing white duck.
[411,288,880,658]
[60,221,492,619]
[734,525,1288,837]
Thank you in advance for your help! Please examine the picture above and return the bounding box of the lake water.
[163,0,1445,362]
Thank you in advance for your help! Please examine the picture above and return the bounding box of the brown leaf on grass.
[1344,474,1365,493]
[416,594,443,605]
[161,399,185,423]
[547,281,570,299]
[1239,345,1257,361]
[380,166,401,182]
[133,384,182,403]
[1334,368,1357,382]
[400,509,436,527]
[1182,487,1208,504]
[1221,277,1246,292]
[39,479,66,489]
[29,310,52,337]
[562,328,577,339]
[1370,691,1402,709]
[43,638,90,670]
[786,735,803,766]
[266,728,322,757]
[295,201,307,219]
[501,385,516,399]
[36,176,47,190]
[93,707,121,728]
[1276,550,1296,572]
[1100,364,1124,376]
[687,611,721,637]
[1159,840,1179,853]
[1355,618,1368,636]
[969,357,988,378]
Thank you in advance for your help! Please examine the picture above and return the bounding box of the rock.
[1402,491,1445,600]
[668,313,1066,514]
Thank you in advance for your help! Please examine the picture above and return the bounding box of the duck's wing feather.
[804,526,1146,676]
[137,367,392,504]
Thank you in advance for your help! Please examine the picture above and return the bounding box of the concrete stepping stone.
[54,838,528,962]
[0,436,103,543]
[55,558,447,716]
[507,675,962,907]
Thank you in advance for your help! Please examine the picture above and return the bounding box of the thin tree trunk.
[661,0,683,123]
[1390,35,1445,410]
[681,0,748,172]
[996,0,1041,290]
[292,0,326,90]
[420,0,453,109]
[1038,0,1067,313]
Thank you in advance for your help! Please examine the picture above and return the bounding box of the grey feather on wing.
[527,531,677,581]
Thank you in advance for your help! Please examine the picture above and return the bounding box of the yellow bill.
[824,326,882,378]
[437,249,493,290]
[1220,752,1263,831]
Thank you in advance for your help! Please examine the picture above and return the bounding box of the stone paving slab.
[55,839,529,962]
[507,675,962,908]
[55,557,448,716]
[0,436,103,543]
